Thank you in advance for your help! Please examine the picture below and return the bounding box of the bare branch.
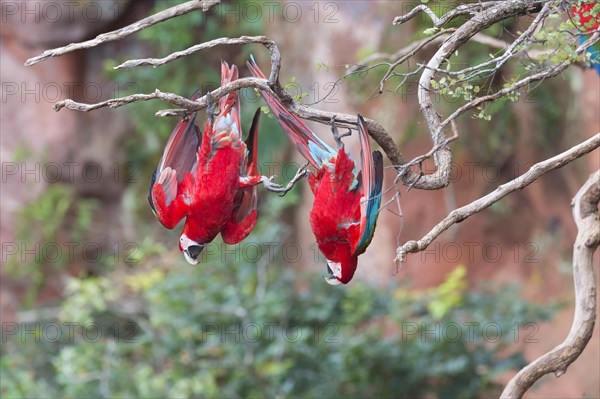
[115,36,275,70]
[393,5,440,26]
[115,34,283,117]
[53,79,270,112]
[394,121,460,181]
[30,0,582,195]
[393,2,514,29]
[396,133,600,262]
[24,0,221,66]
[353,31,544,76]
[434,2,503,28]
[501,169,600,398]
[52,77,412,187]
[377,29,455,93]
[425,3,552,82]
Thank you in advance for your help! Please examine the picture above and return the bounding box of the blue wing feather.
[354,151,383,255]
[354,115,384,255]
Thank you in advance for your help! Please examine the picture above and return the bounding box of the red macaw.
[247,57,384,285]
[149,62,265,264]
[571,1,600,75]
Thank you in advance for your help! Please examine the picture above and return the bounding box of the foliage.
[5,185,98,307]
[2,203,554,398]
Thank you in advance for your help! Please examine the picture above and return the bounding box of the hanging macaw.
[571,1,600,75]
[247,57,384,285]
[149,62,266,264]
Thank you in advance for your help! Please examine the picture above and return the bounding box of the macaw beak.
[183,245,204,265]
[324,275,342,286]
[324,261,342,286]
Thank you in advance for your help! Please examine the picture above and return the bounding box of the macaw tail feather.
[219,61,241,124]
[246,55,336,169]
[244,108,261,176]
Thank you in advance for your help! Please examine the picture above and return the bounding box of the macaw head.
[323,250,358,285]
[179,233,205,265]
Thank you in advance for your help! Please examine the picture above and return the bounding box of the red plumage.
[309,150,363,284]
[247,58,384,284]
[149,62,263,264]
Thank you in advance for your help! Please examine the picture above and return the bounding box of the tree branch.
[24,0,221,66]
[52,79,271,112]
[415,0,549,190]
[26,0,590,196]
[115,36,274,70]
[392,4,441,26]
[500,169,600,398]
[397,133,600,262]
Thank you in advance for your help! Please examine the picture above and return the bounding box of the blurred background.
[1,1,599,397]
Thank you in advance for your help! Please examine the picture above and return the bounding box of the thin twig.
[24,0,221,66]
[437,31,600,135]
[116,35,274,69]
[53,81,270,112]
[393,5,440,26]
[377,29,454,94]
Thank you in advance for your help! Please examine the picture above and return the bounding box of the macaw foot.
[330,116,352,150]
[206,90,218,126]
[239,174,263,188]
[261,163,310,196]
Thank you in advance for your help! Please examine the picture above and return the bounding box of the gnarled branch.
[500,169,599,398]
[415,0,549,190]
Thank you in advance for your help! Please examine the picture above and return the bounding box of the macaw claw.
[206,90,218,126]
[260,163,310,197]
[330,116,352,150]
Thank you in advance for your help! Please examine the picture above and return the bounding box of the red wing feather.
[157,113,200,184]
[221,109,262,244]
[149,94,201,227]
